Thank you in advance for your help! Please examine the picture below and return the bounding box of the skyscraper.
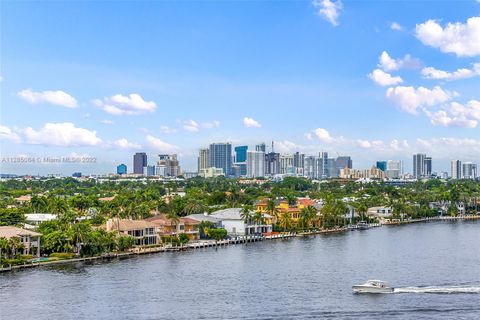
[462,162,477,179]
[304,156,318,179]
[209,143,232,177]
[386,160,403,179]
[198,148,210,173]
[156,154,181,177]
[413,153,432,179]
[376,161,387,172]
[335,156,353,177]
[255,143,266,152]
[265,152,280,175]
[451,160,462,179]
[293,152,305,175]
[280,154,294,174]
[246,150,265,178]
[234,146,248,163]
[117,164,127,175]
[133,152,147,174]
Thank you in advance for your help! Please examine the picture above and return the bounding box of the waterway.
[2,221,480,319]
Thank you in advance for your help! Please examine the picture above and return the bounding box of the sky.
[0,0,479,175]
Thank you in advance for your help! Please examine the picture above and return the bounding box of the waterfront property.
[24,213,57,228]
[256,197,322,222]
[105,219,158,245]
[210,208,273,236]
[146,215,200,240]
[0,226,42,257]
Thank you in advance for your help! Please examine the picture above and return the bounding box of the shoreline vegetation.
[2,216,480,273]
[1,177,479,272]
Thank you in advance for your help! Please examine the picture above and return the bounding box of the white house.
[210,208,272,236]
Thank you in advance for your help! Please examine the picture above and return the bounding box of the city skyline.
[1,1,480,175]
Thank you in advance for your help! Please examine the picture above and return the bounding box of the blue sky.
[1,0,479,175]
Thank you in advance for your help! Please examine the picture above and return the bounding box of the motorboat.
[356,221,370,230]
[353,280,393,293]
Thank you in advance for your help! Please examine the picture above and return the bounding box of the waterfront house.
[210,208,272,236]
[0,226,42,257]
[367,207,393,218]
[105,219,158,245]
[256,197,321,223]
[25,213,57,227]
[146,215,200,240]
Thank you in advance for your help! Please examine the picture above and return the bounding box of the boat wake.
[394,286,480,294]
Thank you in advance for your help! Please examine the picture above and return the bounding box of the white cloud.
[18,89,77,108]
[183,120,200,132]
[378,51,421,71]
[101,120,114,125]
[421,63,480,81]
[386,85,452,114]
[243,117,261,128]
[389,139,409,152]
[145,135,179,153]
[93,93,157,115]
[202,120,220,129]
[313,128,334,143]
[415,17,480,57]
[21,122,102,147]
[113,138,141,150]
[368,69,403,86]
[304,133,313,141]
[313,0,342,26]
[0,125,21,143]
[160,126,177,134]
[390,22,404,31]
[428,100,480,128]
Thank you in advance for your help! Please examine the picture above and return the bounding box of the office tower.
[246,150,265,178]
[304,156,318,179]
[376,161,387,172]
[234,146,248,163]
[156,154,181,177]
[209,143,232,177]
[413,153,431,179]
[255,143,266,152]
[143,165,155,177]
[451,160,462,179]
[198,149,210,173]
[386,160,402,179]
[265,152,280,175]
[326,158,337,178]
[133,152,147,175]
[280,154,294,174]
[117,164,127,175]
[424,157,432,177]
[335,156,353,177]
[462,162,477,179]
[293,152,305,175]
[319,152,329,178]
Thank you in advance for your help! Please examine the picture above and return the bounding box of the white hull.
[353,285,393,293]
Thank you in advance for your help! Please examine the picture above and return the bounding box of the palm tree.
[279,212,293,232]
[266,199,279,223]
[354,200,368,222]
[240,205,253,236]
[166,210,181,235]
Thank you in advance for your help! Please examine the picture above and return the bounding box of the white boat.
[352,280,393,293]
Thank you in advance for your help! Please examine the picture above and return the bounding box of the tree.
[208,228,227,241]
[266,199,279,223]
[117,235,136,251]
[279,212,293,232]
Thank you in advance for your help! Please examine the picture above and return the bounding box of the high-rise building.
[320,152,329,178]
[117,164,127,175]
[451,160,462,179]
[335,156,353,177]
[376,161,387,172]
[255,143,266,152]
[280,154,294,174]
[265,152,280,175]
[386,160,403,179]
[293,152,305,175]
[246,151,265,178]
[156,154,181,177]
[462,162,477,179]
[234,146,248,163]
[304,156,318,179]
[209,143,232,177]
[413,153,432,179]
[198,148,210,173]
[133,152,147,175]
[143,165,155,177]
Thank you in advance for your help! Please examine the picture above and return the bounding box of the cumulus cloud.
[182,119,220,132]
[113,138,141,150]
[421,63,480,81]
[415,17,480,57]
[428,100,480,128]
[368,69,403,86]
[313,0,342,26]
[378,51,421,71]
[21,123,102,147]
[386,85,452,114]
[145,135,179,153]
[0,125,21,143]
[390,22,404,31]
[18,89,77,108]
[243,117,261,128]
[313,128,334,143]
[93,93,157,115]
[389,139,409,152]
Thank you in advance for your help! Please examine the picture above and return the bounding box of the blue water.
[1,221,480,319]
